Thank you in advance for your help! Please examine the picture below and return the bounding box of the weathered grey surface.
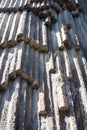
[0,0,87,130]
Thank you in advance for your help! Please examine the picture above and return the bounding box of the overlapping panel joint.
[0,0,87,130]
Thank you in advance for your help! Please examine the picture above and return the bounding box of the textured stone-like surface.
[0,0,87,130]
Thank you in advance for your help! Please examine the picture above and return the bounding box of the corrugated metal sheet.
[0,0,87,130]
